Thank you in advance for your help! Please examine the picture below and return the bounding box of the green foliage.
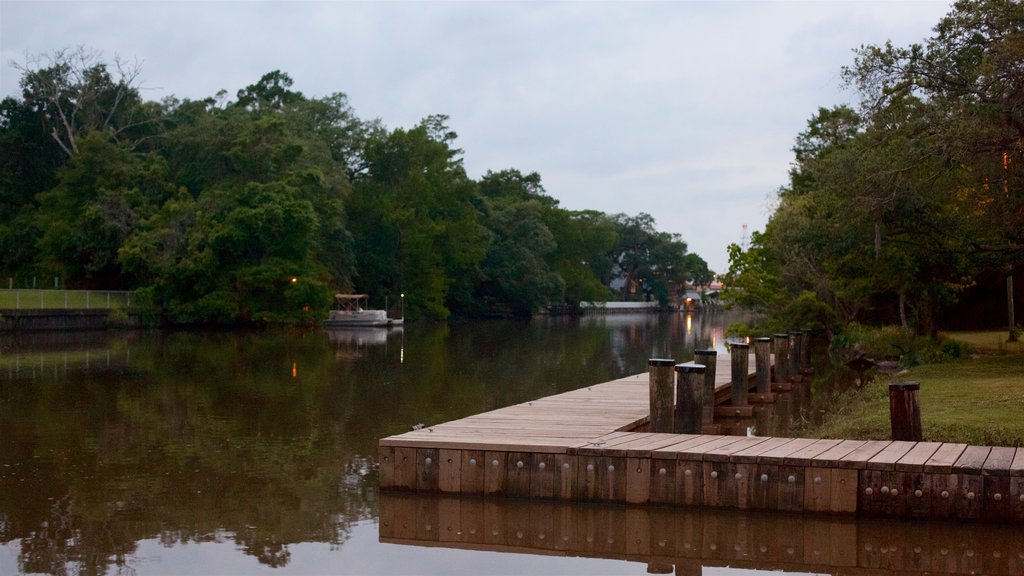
[731,1,1023,339]
[3,55,708,324]
[831,322,972,366]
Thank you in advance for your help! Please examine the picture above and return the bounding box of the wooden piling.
[694,349,718,427]
[800,329,813,373]
[772,334,789,383]
[675,363,705,434]
[649,358,676,433]
[788,331,802,380]
[730,343,749,406]
[889,381,922,441]
[754,337,771,394]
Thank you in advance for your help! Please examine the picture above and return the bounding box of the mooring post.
[694,349,718,426]
[788,331,802,381]
[649,358,676,433]
[800,329,813,374]
[773,334,789,383]
[730,342,749,406]
[675,363,705,434]
[889,381,922,441]
[754,337,772,394]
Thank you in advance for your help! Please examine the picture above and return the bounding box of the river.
[1,313,1020,575]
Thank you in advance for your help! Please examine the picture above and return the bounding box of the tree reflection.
[0,314,734,573]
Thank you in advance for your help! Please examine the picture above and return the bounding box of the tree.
[12,47,155,158]
[34,132,172,288]
[475,170,563,316]
[607,213,689,305]
[348,116,488,320]
[845,0,1024,338]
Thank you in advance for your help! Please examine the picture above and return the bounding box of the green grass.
[0,289,130,309]
[805,333,1024,447]
[941,330,1024,355]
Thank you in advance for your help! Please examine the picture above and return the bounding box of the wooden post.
[753,337,771,394]
[675,363,705,434]
[694,349,717,426]
[788,331,802,380]
[889,381,922,441]
[772,334,789,383]
[730,342,749,406]
[649,358,675,433]
[800,329,813,373]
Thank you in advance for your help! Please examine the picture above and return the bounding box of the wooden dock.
[379,354,1024,523]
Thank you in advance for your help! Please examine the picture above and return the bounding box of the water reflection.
[0,311,857,576]
[381,492,1024,575]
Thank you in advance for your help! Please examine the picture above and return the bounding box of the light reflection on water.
[3,312,1015,575]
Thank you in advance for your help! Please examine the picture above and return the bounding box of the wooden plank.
[610,433,700,457]
[982,446,1016,476]
[677,460,704,506]
[922,443,968,474]
[858,469,906,518]
[983,473,1013,523]
[954,445,992,475]
[1011,476,1024,523]
[894,441,943,472]
[703,436,772,462]
[577,455,626,502]
[1011,446,1024,475]
[724,461,754,509]
[777,465,805,512]
[804,466,831,512]
[438,449,461,493]
[930,472,958,520]
[379,445,396,488]
[865,441,917,471]
[904,471,932,520]
[460,450,484,494]
[649,458,679,504]
[714,405,755,419]
[483,451,506,496]
[755,437,821,463]
[834,440,890,469]
[806,439,866,468]
[783,439,844,466]
[394,446,417,490]
[530,453,557,499]
[731,437,799,463]
[626,457,651,504]
[413,446,438,485]
[506,452,532,497]
[650,434,727,459]
[671,435,753,461]
[830,468,858,513]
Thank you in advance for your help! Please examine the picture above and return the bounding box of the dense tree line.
[723,0,1023,340]
[1,50,708,323]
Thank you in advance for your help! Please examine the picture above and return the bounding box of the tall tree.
[348,116,488,320]
[12,47,156,158]
[846,0,1024,337]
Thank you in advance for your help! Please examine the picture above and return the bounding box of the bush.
[831,323,972,366]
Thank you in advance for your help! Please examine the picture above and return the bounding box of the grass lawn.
[805,331,1024,447]
[0,289,130,309]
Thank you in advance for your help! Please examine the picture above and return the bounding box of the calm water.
[1,314,1019,575]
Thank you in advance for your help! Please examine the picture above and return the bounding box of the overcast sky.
[1,0,953,272]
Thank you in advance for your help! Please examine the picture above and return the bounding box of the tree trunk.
[899,289,908,331]
[1009,273,1018,342]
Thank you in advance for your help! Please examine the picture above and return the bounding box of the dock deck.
[379,354,1024,523]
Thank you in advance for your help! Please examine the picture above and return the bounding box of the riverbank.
[801,331,1024,446]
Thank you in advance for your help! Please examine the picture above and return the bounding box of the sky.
[0,0,954,272]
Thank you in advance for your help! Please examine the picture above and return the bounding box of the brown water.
[1,314,1019,575]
